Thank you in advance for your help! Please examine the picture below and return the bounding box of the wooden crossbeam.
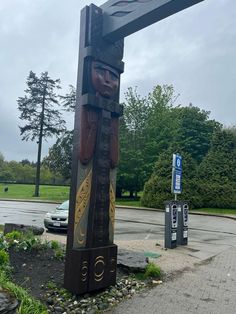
[101,0,204,41]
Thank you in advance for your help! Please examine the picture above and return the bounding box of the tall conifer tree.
[18,71,65,196]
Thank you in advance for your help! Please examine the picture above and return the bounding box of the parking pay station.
[177,201,189,245]
[164,201,178,249]
[164,154,189,248]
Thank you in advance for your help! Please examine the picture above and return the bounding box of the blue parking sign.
[173,154,182,170]
[172,154,182,194]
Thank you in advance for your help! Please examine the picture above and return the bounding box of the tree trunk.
[34,84,47,197]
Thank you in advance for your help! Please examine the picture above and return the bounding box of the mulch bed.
[8,248,65,301]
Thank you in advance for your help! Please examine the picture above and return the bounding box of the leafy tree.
[43,131,73,181]
[117,87,149,197]
[20,159,31,166]
[143,85,179,173]
[117,85,179,196]
[17,71,66,196]
[172,104,221,162]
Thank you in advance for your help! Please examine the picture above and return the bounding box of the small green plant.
[5,230,23,240]
[0,233,9,250]
[46,281,57,290]
[0,271,47,314]
[0,249,9,266]
[54,248,64,260]
[144,262,161,279]
[13,232,49,251]
[58,287,72,300]
[51,240,60,250]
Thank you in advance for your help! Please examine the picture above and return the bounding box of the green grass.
[116,198,141,207]
[193,208,236,215]
[0,184,235,215]
[0,183,143,205]
[0,225,3,233]
[0,183,69,202]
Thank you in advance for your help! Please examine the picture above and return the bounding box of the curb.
[0,198,59,204]
[116,205,236,221]
[1,199,236,221]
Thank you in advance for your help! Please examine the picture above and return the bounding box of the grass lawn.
[0,183,143,205]
[193,208,236,215]
[0,184,235,215]
[0,183,69,202]
[116,198,141,207]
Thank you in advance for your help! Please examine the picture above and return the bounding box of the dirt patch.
[9,248,64,301]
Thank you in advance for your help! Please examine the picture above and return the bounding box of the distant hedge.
[141,175,236,209]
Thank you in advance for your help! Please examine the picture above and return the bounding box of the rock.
[4,223,44,236]
[54,305,64,313]
[0,290,18,313]
[46,297,54,305]
[97,302,109,310]
[121,288,129,296]
[117,249,147,272]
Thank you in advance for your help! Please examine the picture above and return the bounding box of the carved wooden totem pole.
[64,3,124,294]
[64,0,204,295]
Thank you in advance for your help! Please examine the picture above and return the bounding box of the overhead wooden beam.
[101,0,204,41]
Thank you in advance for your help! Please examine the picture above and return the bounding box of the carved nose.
[104,70,110,83]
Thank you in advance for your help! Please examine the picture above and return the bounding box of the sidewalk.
[109,246,236,314]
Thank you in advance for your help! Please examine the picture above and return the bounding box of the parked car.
[44,200,69,231]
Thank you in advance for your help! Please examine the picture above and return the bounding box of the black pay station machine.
[177,201,189,245]
[164,201,178,249]
[164,201,189,249]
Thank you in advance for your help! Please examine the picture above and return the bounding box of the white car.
[44,200,69,231]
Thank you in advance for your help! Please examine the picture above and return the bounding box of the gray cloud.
[0,0,235,161]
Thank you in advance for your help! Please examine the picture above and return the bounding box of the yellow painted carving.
[74,169,92,224]
[74,224,86,245]
[94,256,105,282]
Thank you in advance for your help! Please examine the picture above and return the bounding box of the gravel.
[44,274,150,314]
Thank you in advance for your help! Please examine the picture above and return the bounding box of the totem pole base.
[64,244,117,295]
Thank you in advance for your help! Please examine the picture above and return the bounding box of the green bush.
[54,248,64,260]
[0,249,9,266]
[5,230,23,240]
[144,262,162,279]
[50,240,60,250]
[142,173,236,209]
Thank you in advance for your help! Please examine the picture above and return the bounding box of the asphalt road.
[0,200,235,260]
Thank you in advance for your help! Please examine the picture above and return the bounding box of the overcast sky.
[0,0,235,162]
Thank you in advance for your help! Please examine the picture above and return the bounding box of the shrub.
[0,249,9,266]
[54,248,64,260]
[50,240,60,250]
[144,262,162,279]
[5,230,23,240]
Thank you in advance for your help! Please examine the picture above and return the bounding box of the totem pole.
[64,4,124,294]
[64,0,204,295]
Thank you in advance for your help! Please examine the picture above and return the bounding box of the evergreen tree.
[18,71,66,196]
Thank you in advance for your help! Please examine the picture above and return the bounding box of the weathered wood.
[101,0,204,41]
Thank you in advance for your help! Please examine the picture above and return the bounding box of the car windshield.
[57,200,69,210]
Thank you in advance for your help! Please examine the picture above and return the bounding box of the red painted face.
[91,61,119,99]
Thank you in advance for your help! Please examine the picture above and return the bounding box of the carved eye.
[110,72,118,81]
[95,67,106,77]
[111,11,131,17]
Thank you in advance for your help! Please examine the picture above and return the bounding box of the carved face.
[91,61,119,99]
